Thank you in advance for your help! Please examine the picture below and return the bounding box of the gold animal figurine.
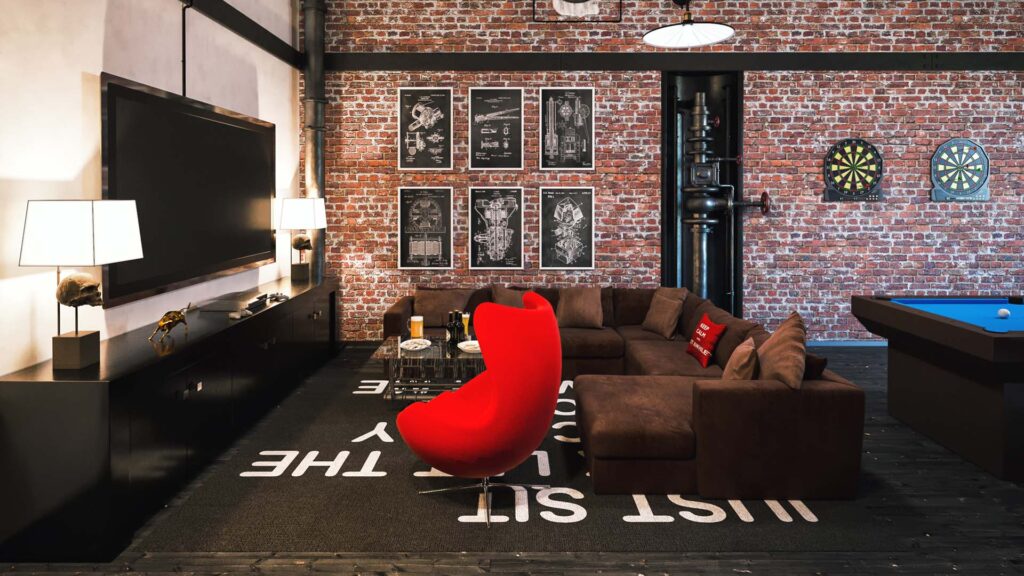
[149,303,192,343]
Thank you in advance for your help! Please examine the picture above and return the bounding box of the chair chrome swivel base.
[419,477,551,526]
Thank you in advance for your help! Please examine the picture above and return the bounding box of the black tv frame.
[100,72,276,308]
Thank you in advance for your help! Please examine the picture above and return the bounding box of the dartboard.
[823,138,884,202]
[931,138,990,201]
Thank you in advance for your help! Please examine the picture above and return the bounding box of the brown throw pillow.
[556,287,604,329]
[804,352,828,380]
[413,288,473,327]
[757,312,807,390]
[641,294,685,339]
[722,337,759,380]
[653,286,689,302]
[492,285,527,308]
[681,298,714,340]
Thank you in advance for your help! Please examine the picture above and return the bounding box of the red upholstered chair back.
[473,291,563,455]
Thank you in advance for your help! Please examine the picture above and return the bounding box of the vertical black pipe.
[659,73,677,287]
[303,0,326,283]
[181,0,193,96]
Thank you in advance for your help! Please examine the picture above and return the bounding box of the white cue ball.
[998,308,1011,319]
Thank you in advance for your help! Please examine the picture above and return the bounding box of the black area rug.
[136,349,910,553]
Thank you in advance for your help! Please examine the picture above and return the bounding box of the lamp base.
[52,331,100,370]
[291,262,311,283]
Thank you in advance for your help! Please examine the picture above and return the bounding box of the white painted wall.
[0,0,300,375]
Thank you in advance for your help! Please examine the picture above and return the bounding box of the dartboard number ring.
[930,138,990,202]
[823,138,884,202]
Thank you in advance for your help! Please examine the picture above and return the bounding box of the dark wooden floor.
[4,345,1023,575]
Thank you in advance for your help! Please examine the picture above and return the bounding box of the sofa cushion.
[748,325,772,348]
[642,294,685,339]
[533,287,559,309]
[600,287,615,327]
[758,312,807,390]
[576,375,697,460]
[465,288,493,317]
[686,313,727,368]
[805,352,829,380]
[626,340,724,378]
[413,288,474,327]
[557,287,604,329]
[704,306,763,369]
[680,297,713,339]
[613,288,656,326]
[722,337,759,380]
[616,324,665,342]
[560,327,624,359]
[491,285,526,308]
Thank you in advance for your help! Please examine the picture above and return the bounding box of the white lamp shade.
[643,21,735,48]
[277,197,327,230]
[19,200,144,267]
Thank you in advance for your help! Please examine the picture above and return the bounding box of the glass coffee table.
[372,336,485,402]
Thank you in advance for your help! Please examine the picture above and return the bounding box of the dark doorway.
[661,72,745,316]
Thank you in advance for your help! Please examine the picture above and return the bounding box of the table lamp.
[19,200,144,369]
[277,197,326,283]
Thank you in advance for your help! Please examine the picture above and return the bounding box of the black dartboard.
[823,138,884,202]
[930,138,990,201]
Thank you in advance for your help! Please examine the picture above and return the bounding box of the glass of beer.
[408,315,424,339]
[462,312,471,338]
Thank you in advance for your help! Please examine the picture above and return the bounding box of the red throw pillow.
[687,313,727,368]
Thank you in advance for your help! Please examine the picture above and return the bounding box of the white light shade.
[643,21,735,48]
[19,200,144,267]
[277,197,327,230]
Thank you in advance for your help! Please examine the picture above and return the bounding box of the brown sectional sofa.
[383,286,865,499]
[384,286,766,380]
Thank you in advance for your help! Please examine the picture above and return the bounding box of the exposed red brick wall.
[317,4,1024,341]
[324,72,662,339]
[743,71,1024,339]
[326,0,1023,53]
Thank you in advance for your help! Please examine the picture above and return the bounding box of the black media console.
[0,278,339,561]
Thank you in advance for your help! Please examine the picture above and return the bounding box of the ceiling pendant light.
[643,0,735,49]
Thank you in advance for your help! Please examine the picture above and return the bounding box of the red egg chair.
[396,291,562,524]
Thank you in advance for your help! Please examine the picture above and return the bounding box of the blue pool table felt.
[891,298,1024,334]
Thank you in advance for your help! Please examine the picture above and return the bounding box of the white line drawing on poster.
[552,197,586,265]
[398,187,453,270]
[469,87,524,171]
[397,87,452,171]
[540,87,595,171]
[540,187,594,270]
[470,187,524,269]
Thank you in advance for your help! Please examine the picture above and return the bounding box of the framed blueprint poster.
[398,88,452,170]
[398,187,453,269]
[540,187,594,269]
[469,87,523,170]
[469,187,524,269]
[540,87,594,171]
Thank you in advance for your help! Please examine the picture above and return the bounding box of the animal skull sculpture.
[56,273,103,308]
[291,233,312,251]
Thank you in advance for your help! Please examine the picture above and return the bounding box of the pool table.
[852,296,1024,480]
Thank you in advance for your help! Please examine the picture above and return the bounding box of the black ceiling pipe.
[303,0,326,284]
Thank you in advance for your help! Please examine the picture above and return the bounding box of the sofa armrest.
[383,296,414,338]
[693,378,864,499]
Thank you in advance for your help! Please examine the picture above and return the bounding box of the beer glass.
[408,315,424,339]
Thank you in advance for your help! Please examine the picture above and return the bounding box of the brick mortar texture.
[315,4,1024,341]
[326,0,1023,53]
[324,71,662,340]
[743,70,1024,339]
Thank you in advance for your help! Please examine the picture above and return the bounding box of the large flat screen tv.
[101,73,275,307]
